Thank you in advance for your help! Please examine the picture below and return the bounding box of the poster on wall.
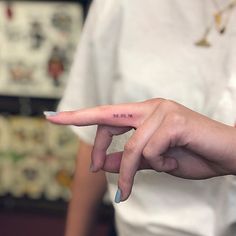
[0,1,83,98]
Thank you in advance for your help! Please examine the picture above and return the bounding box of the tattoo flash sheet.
[0,115,78,200]
[0,1,82,98]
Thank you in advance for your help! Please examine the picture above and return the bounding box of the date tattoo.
[113,113,133,118]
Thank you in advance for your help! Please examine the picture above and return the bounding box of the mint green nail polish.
[44,111,59,117]
[114,188,122,203]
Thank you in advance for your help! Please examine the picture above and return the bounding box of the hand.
[45,98,236,202]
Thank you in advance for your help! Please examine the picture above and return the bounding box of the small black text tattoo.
[113,113,133,118]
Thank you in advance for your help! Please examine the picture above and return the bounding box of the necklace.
[195,0,236,47]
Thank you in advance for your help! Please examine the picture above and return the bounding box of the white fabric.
[59,0,236,235]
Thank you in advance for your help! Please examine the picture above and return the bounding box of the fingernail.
[43,111,59,117]
[114,188,122,203]
[89,163,95,172]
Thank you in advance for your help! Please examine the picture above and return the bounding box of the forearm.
[185,115,236,174]
[65,140,107,236]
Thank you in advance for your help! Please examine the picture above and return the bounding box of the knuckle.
[142,146,155,161]
[159,99,177,111]
[124,140,138,155]
[146,98,166,110]
[148,97,164,105]
[138,98,166,125]
[163,112,186,143]
[165,111,186,127]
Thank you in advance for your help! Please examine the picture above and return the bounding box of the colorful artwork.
[0,1,83,98]
[0,115,78,201]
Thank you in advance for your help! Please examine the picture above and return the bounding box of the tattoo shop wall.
[0,1,88,236]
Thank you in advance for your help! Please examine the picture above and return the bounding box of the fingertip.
[154,157,178,172]
[91,151,106,172]
[114,188,122,203]
[114,186,130,203]
[89,158,104,172]
[89,162,97,172]
[44,111,59,118]
[117,179,132,202]
[166,157,178,171]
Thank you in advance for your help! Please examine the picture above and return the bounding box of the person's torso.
[91,0,236,235]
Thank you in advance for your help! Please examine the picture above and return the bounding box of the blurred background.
[0,0,114,235]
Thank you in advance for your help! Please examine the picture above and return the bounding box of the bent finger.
[117,104,166,202]
[143,114,184,171]
[91,125,132,172]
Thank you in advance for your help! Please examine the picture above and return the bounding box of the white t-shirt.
[59,0,236,235]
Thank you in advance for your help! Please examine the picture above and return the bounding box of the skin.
[45,98,236,202]
[64,141,107,236]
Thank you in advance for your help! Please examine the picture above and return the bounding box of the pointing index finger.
[44,103,144,128]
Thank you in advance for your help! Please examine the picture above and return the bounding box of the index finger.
[44,102,147,128]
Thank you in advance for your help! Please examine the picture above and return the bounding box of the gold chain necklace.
[195,0,236,47]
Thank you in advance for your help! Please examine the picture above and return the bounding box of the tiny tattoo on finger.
[113,114,133,118]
